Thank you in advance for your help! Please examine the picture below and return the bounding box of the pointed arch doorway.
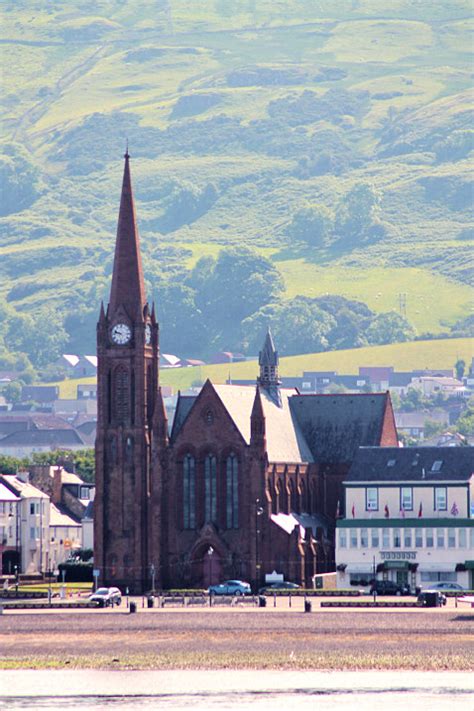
[192,545,222,588]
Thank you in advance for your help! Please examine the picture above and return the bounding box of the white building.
[49,503,82,570]
[0,481,20,575]
[2,474,50,575]
[336,447,474,592]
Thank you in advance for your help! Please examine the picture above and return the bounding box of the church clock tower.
[94,150,159,592]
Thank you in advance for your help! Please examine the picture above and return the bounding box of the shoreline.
[1,604,472,672]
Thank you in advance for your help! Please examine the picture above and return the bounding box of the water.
[0,670,472,711]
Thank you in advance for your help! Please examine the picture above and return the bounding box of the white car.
[422,582,464,592]
[89,586,122,607]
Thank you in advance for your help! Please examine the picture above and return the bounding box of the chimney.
[52,466,62,505]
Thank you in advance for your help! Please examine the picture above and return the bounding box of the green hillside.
[52,337,473,396]
[0,1,472,370]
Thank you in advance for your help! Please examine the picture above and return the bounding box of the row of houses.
[0,465,93,576]
[232,366,470,398]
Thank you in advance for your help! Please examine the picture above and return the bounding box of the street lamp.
[255,499,264,591]
[207,546,214,586]
[150,563,156,594]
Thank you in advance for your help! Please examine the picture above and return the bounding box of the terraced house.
[336,447,474,591]
[94,153,400,593]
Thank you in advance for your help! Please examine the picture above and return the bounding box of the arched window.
[109,553,117,578]
[114,366,129,423]
[183,454,196,530]
[289,479,297,513]
[205,454,217,523]
[300,479,307,514]
[226,453,239,529]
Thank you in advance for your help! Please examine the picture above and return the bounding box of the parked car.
[89,587,122,607]
[369,580,411,596]
[421,582,464,592]
[417,590,447,607]
[259,582,300,594]
[208,580,251,596]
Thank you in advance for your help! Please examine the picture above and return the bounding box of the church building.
[94,153,399,593]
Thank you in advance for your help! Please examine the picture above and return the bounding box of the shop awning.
[384,561,410,570]
[464,560,474,570]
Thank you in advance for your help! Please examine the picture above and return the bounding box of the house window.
[366,488,378,511]
[459,529,466,548]
[382,529,390,548]
[436,529,445,548]
[426,528,434,547]
[400,487,413,511]
[30,527,35,540]
[471,529,474,547]
[448,529,456,548]
[339,529,347,548]
[350,529,358,548]
[415,529,423,547]
[360,528,368,548]
[30,503,35,515]
[80,487,90,500]
[226,453,239,529]
[404,529,412,547]
[183,454,196,530]
[434,487,447,511]
[204,454,217,523]
[371,529,379,548]
[393,528,401,548]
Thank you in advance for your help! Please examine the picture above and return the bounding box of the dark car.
[259,582,300,594]
[89,586,122,607]
[369,580,411,596]
[417,590,447,607]
[208,580,252,596]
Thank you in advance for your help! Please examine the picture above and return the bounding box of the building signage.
[380,551,417,560]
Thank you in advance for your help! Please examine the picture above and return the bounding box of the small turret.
[257,328,281,406]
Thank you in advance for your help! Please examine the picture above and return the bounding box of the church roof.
[289,393,391,463]
[170,386,392,465]
[170,395,197,440]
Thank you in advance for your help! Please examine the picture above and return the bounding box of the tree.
[366,311,416,346]
[241,297,336,356]
[286,205,333,246]
[335,182,381,243]
[0,454,25,475]
[0,142,42,216]
[191,246,285,350]
[454,359,466,380]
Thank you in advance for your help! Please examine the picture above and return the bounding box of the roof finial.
[124,138,129,159]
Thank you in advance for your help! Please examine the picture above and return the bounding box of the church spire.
[108,149,146,319]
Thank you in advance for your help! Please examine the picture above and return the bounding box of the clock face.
[145,324,151,345]
[111,323,132,345]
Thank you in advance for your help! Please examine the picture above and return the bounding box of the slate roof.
[214,384,313,463]
[50,502,81,527]
[170,395,197,440]
[346,446,474,483]
[289,393,391,463]
[0,430,85,446]
[171,386,392,465]
[2,475,49,499]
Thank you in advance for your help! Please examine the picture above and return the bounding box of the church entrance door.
[193,546,222,588]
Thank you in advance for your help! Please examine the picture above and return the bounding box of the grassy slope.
[52,337,473,396]
[0,0,472,345]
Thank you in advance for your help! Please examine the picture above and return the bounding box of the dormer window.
[431,460,443,472]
